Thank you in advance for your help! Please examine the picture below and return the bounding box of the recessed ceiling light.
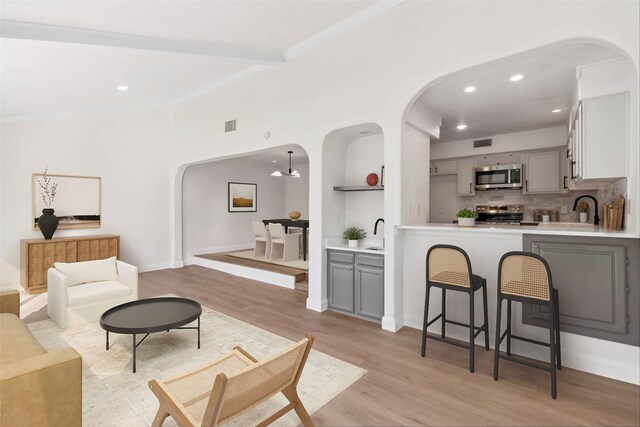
[509,74,524,82]
[464,86,476,93]
[552,108,562,113]
[456,124,468,130]
[360,130,370,135]
[116,85,129,92]
[272,160,277,163]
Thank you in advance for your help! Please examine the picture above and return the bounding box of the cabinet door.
[356,266,384,320]
[433,160,457,176]
[456,159,475,196]
[328,262,355,313]
[524,150,561,194]
[523,237,630,343]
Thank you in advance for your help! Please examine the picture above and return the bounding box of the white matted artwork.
[32,174,101,229]
[228,182,257,212]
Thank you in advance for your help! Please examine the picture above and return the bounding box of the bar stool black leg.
[549,299,557,399]
[493,296,502,381]
[421,285,431,357]
[506,300,512,356]
[482,282,489,350]
[469,289,475,373]
[441,289,447,339]
[554,289,562,370]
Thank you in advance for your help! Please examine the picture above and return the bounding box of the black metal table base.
[105,317,201,373]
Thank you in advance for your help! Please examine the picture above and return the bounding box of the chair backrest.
[268,223,285,239]
[498,252,552,301]
[204,336,313,426]
[426,244,473,288]
[252,221,268,237]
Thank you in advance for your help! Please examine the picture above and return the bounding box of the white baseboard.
[306,297,328,312]
[138,262,174,273]
[403,314,640,385]
[192,256,295,289]
[382,314,403,332]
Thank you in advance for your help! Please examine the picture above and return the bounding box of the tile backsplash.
[457,178,627,223]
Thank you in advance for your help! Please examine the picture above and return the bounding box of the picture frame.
[228,182,257,212]
[32,173,102,229]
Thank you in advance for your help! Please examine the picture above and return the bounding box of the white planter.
[348,240,359,248]
[457,217,476,227]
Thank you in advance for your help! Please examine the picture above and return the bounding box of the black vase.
[37,208,59,240]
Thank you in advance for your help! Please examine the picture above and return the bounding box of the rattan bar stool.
[421,244,489,373]
[493,251,562,399]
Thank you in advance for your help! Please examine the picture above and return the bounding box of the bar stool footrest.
[445,319,486,331]
[425,333,470,350]
[498,353,552,372]
[426,313,443,327]
[511,334,550,347]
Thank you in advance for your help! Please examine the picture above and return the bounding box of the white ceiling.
[0,0,391,121]
[212,144,309,169]
[414,42,622,142]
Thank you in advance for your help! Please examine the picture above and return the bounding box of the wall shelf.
[333,185,384,192]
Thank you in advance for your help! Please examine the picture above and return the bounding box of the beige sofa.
[0,290,82,427]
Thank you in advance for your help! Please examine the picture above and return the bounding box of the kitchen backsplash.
[457,178,627,222]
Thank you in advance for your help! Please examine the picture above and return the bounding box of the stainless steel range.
[475,204,523,224]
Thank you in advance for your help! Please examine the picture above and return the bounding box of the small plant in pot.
[456,208,478,227]
[343,227,366,248]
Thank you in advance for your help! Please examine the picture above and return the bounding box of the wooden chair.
[148,334,315,427]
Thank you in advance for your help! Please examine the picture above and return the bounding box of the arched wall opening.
[173,144,309,267]
[400,37,638,232]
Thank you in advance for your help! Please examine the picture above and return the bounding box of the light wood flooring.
[137,265,640,426]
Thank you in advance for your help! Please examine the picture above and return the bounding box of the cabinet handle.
[570,161,576,180]
[469,183,472,194]
[525,180,528,192]
[563,176,567,189]
[435,167,438,173]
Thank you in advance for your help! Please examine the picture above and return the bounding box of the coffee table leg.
[132,334,136,373]
[197,317,201,349]
[106,331,109,350]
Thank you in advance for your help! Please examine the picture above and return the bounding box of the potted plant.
[456,208,478,227]
[343,227,366,248]
[36,167,59,239]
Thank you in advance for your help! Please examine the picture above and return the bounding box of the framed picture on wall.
[32,173,102,229]
[228,182,257,212]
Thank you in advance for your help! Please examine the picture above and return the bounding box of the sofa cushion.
[0,313,47,365]
[67,281,132,307]
[55,257,119,286]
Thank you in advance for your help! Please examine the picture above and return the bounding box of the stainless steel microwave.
[475,163,523,190]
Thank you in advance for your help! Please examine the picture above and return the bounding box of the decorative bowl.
[289,210,302,221]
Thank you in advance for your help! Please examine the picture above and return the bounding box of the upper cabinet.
[456,158,475,196]
[568,59,631,184]
[430,160,457,176]
[524,150,561,194]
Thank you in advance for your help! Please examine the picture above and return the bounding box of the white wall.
[402,125,430,224]
[344,134,384,237]
[0,0,637,345]
[181,158,287,262]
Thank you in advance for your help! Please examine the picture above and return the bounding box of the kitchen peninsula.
[398,223,639,384]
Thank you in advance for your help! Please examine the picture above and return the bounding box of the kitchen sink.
[365,247,385,252]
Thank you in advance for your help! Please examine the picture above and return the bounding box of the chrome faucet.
[572,195,600,225]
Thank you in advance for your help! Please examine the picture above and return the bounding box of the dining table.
[262,218,309,261]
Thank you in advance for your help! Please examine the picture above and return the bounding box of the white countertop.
[398,223,639,239]
[325,237,385,254]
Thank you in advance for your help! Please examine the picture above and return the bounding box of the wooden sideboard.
[20,234,120,294]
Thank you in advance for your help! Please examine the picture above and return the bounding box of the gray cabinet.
[523,235,639,346]
[328,250,384,322]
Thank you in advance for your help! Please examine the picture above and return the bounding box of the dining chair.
[269,223,300,262]
[252,221,271,258]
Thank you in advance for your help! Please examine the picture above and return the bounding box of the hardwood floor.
[139,265,638,426]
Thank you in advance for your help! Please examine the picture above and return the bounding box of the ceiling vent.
[224,119,237,133]
[474,138,492,148]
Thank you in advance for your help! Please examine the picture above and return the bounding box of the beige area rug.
[227,250,309,270]
[27,299,365,426]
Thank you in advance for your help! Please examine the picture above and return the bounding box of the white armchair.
[269,223,300,262]
[47,257,138,329]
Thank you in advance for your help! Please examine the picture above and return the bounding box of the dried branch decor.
[36,167,58,208]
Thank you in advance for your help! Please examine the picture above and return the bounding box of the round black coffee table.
[99,297,202,373]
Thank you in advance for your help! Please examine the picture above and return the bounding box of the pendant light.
[271,151,300,177]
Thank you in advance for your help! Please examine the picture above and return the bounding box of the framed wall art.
[228,182,257,212]
[32,173,102,229]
